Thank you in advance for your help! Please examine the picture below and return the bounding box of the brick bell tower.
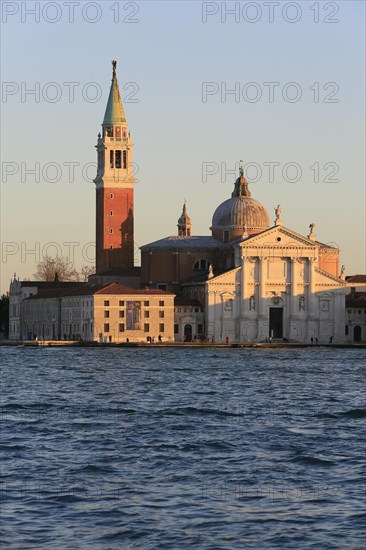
[94,60,135,274]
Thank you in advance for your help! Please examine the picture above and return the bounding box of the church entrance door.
[184,324,192,342]
[269,308,283,339]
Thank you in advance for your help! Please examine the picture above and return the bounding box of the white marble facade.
[205,226,348,343]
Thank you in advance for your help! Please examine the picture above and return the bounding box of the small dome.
[178,203,191,225]
[177,202,191,236]
[211,196,270,233]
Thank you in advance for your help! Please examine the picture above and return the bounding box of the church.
[9,61,365,344]
[92,61,354,344]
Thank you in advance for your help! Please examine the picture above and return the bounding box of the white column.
[240,256,248,316]
[259,257,267,316]
[291,257,298,315]
[308,258,315,316]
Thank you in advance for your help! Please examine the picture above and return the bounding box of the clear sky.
[1,0,365,293]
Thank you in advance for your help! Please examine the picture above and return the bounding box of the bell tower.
[94,60,135,274]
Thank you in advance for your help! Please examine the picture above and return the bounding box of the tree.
[0,294,9,339]
[81,265,96,282]
[34,256,80,282]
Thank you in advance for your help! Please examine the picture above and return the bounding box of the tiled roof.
[140,236,222,250]
[95,283,174,296]
[346,292,366,308]
[60,282,174,297]
[91,267,141,277]
[346,275,366,284]
[20,281,83,289]
[25,288,79,300]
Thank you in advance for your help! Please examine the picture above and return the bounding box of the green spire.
[103,60,126,125]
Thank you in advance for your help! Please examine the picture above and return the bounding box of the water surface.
[1,347,365,549]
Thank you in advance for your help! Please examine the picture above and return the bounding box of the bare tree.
[81,265,96,282]
[34,256,80,282]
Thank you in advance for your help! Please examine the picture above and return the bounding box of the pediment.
[240,226,318,250]
[208,267,239,284]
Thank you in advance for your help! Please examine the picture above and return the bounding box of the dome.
[211,171,270,239]
[211,196,270,232]
[178,203,191,226]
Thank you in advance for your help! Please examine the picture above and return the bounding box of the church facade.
[142,170,349,343]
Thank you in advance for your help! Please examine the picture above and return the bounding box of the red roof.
[60,282,174,297]
[95,283,174,296]
[346,275,366,284]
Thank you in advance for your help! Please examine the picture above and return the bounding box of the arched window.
[193,259,211,271]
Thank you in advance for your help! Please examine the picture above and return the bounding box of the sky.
[1,0,365,294]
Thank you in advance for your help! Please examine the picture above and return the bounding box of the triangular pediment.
[315,268,346,286]
[207,267,239,284]
[240,225,319,249]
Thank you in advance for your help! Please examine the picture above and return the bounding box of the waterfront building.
[9,278,83,340]
[60,283,174,343]
[19,282,174,343]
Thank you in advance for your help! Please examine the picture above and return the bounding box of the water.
[1,347,365,549]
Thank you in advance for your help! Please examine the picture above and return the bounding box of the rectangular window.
[119,310,125,318]
[119,323,125,332]
[127,301,141,330]
[159,300,165,307]
[123,150,127,169]
[198,324,203,334]
[144,300,149,307]
[345,325,349,335]
[157,283,167,291]
[174,324,179,334]
[159,323,165,333]
[144,323,149,332]
[104,300,109,307]
[110,150,114,168]
[159,311,164,318]
[119,300,124,306]
[104,311,110,318]
[144,311,149,318]
[104,323,110,332]
[115,150,121,169]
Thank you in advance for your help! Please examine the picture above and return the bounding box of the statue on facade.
[340,265,346,280]
[299,296,305,311]
[308,223,316,240]
[249,296,255,311]
[274,204,282,225]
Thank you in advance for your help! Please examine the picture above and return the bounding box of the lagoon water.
[1,347,365,549]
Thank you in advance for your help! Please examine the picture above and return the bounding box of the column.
[259,257,267,316]
[306,257,316,341]
[290,257,298,316]
[240,256,248,316]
